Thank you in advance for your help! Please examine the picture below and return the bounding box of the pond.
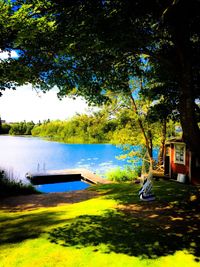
[0,135,131,193]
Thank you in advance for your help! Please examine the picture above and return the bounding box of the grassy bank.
[0,181,200,267]
[0,169,39,198]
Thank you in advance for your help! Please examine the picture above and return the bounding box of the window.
[174,144,186,165]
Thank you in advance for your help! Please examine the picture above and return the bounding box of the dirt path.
[0,190,99,211]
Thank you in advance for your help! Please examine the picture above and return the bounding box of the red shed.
[164,138,200,184]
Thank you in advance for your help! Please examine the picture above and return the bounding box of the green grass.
[0,180,200,267]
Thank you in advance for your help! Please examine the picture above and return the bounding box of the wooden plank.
[26,168,110,185]
[26,173,82,185]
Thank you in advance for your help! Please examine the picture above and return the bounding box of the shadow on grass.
[48,208,200,260]
[0,210,66,244]
[91,180,200,207]
[49,181,200,260]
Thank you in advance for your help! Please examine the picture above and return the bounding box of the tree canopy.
[0,0,199,156]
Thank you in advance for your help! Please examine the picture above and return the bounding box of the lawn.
[0,180,200,267]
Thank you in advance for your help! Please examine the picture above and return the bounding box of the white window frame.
[174,143,186,165]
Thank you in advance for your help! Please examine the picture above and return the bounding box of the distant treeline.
[0,121,35,135]
[0,111,141,144]
[0,115,118,143]
[31,114,120,143]
[0,111,176,147]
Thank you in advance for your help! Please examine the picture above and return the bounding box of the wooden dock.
[26,168,111,185]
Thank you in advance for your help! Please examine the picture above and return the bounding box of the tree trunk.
[158,119,167,165]
[173,20,200,159]
[179,74,200,158]
[129,92,154,172]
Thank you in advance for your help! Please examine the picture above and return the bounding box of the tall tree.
[0,0,199,156]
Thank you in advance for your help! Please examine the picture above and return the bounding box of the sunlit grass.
[0,180,199,267]
[1,239,199,267]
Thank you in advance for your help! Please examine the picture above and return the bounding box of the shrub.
[1,123,11,134]
[9,121,35,135]
[106,165,141,182]
[0,169,39,197]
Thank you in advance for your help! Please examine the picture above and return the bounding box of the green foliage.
[106,166,141,182]
[32,113,118,144]
[30,107,166,147]
[0,0,57,93]
[0,123,11,134]
[0,0,199,156]
[9,121,35,135]
[0,169,38,197]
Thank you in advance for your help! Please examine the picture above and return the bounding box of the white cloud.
[0,50,18,60]
[0,84,97,123]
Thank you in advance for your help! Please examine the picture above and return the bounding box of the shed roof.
[165,137,185,145]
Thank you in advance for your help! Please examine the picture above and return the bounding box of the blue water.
[37,181,89,193]
[0,136,158,193]
[0,136,130,192]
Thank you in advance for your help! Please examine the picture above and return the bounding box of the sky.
[0,51,95,123]
[0,50,18,60]
[0,85,93,123]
